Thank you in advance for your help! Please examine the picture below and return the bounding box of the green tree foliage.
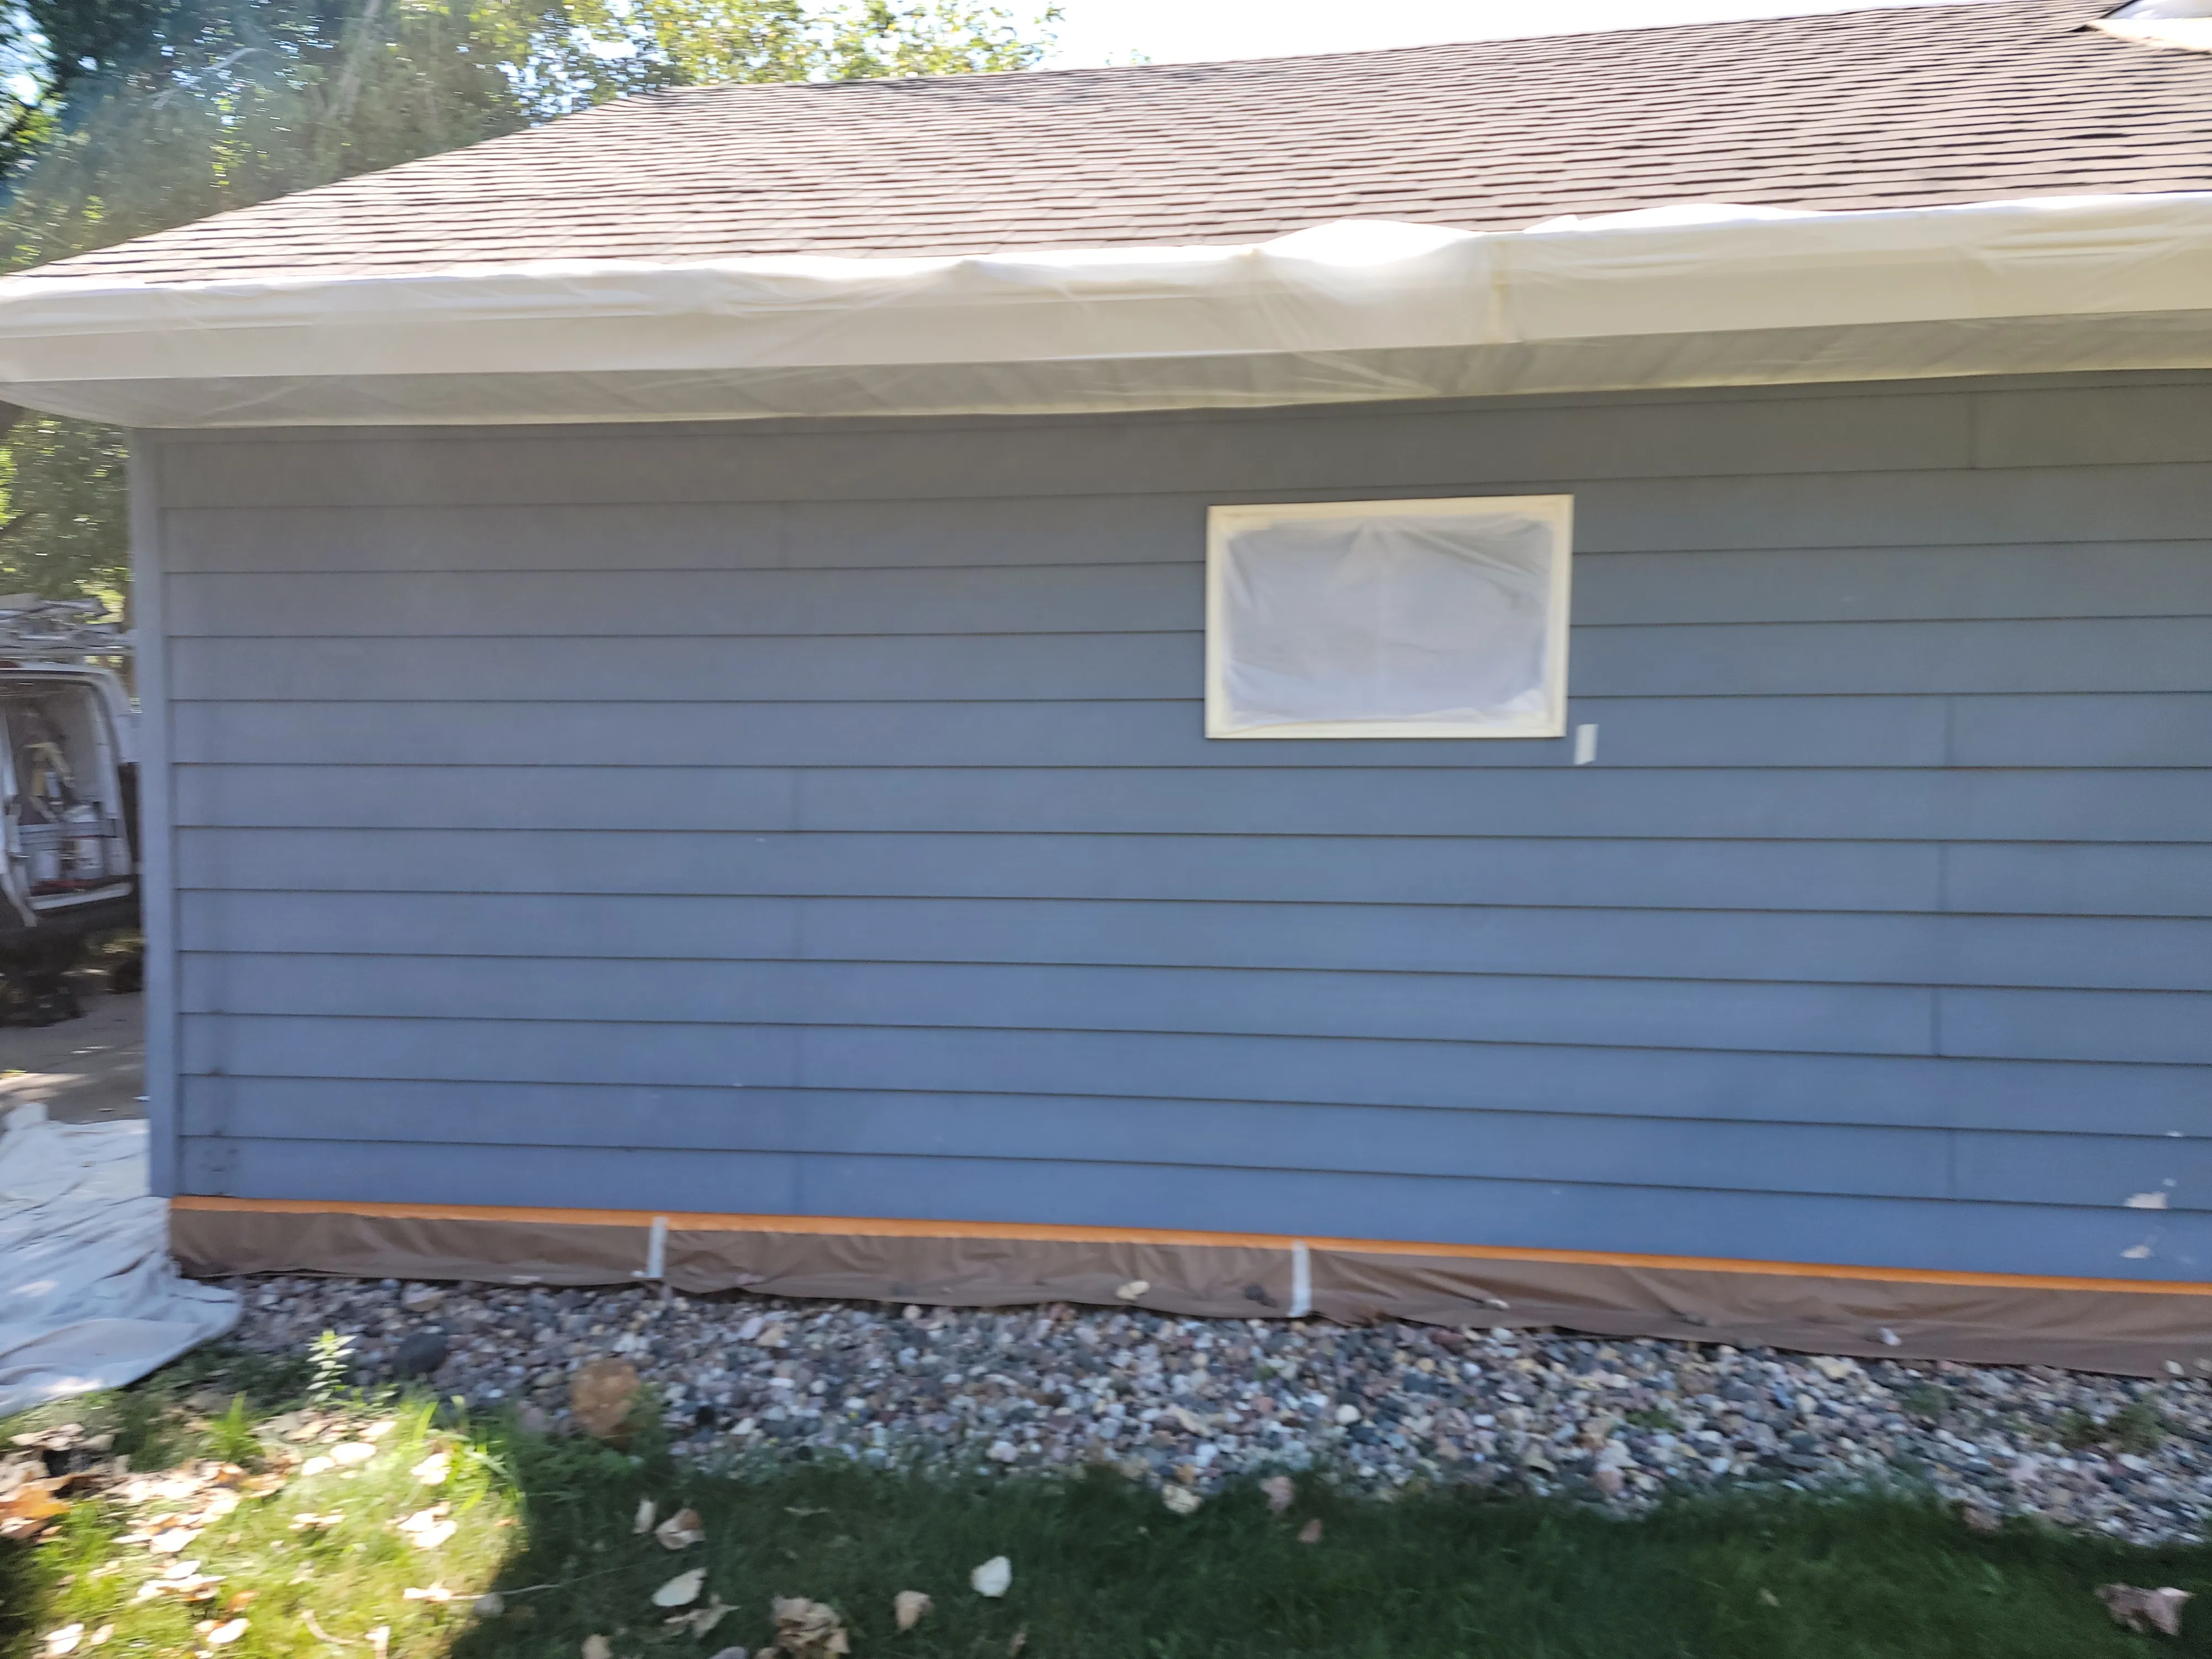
[0,0,1056,605]
[611,0,1059,85]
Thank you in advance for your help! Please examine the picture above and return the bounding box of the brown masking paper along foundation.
[170,1201,2212,1379]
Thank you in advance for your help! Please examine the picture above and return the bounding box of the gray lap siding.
[143,373,2212,1280]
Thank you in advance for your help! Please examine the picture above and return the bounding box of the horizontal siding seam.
[160,1132,2212,1214]
[169,946,2212,999]
[171,1009,2212,1066]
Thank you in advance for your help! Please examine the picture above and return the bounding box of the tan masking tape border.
[169,1194,2212,1300]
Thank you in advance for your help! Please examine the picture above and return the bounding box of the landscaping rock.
[388,1331,450,1379]
[225,1277,2212,1545]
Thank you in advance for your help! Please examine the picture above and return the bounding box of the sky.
[1040,0,1979,66]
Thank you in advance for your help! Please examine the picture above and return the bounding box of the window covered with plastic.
[1206,496,1572,739]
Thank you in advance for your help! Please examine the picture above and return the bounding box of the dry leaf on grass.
[1008,1626,1028,1656]
[653,1568,706,1608]
[290,1512,344,1531]
[205,1619,250,1647]
[572,1360,643,1441]
[971,1556,1013,1598]
[769,1597,849,1658]
[2098,1584,2193,1636]
[300,1611,348,1646]
[634,1498,656,1535]
[410,1452,451,1486]
[401,1586,453,1604]
[655,1507,706,1550]
[894,1591,932,1631]
[1259,1475,1295,1514]
[328,1443,377,1467]
[1162,1485,1202,1516]
[581,1637,612,1659]
[1297,1519,1324,1545]
[665,1594,732,1637]
[148,1527,197,1554]
[395,1505,456,1550]
[42,1626,82,1656]
[367,1626,389,1659]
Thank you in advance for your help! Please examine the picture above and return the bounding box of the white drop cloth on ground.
[0,1103,237,1417]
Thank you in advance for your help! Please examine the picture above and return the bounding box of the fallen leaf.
[894,1590,932,1631]
[402,1586,454,1603]
[362,1420,397,1442]
[653,1568,705,1608]
[1298,1519,1324,1545]
[328,1443,377,1467]
[86,1629,111,1649]
[395,1505,456,1550]
[1009,1627,1028,1656]
[223,1592,259,1615]
[300,1457,336,1478]
[410,1453,451,1486]
[1114,1280,1150,1301]
[581,1639,612,1659]
[1260,1475,1295,1514]
[206,1619,250,1647]
[148,1527,198,1555]
[0,1477,70,1541]
[571,1359,642,1441]
[300,1611,347,1646]
[2098,1584,2193,1637]
[1162,1484,1202,1516]
[43,1626,83,1656]
[655,1507,705,1550]
[770,1597,850,1658]
[971,1556,1013,1598]
[1758,1589,1780,1608]
[665,1594,732,1637]
[291,1512,345,1531]
[367,1631,389,1659]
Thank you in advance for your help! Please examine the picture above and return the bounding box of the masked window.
[1206,496,1572,739]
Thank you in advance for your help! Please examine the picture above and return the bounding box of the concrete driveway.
[0,983,146,1123]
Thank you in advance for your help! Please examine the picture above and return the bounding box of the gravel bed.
[226,1276,2212,1545]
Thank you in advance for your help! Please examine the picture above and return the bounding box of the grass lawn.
[5,1345,2211,1659]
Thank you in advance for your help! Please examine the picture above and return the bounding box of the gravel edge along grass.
[8,1343,2212,1659]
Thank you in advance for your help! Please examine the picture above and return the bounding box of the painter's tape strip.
[1289,1240,1312,1318]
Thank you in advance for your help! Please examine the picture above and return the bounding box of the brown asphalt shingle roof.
[34,0,2212,282]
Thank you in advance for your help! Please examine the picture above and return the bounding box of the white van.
[0,598,138,1024]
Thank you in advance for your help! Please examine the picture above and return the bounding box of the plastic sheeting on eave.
[7,192,2212,426]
